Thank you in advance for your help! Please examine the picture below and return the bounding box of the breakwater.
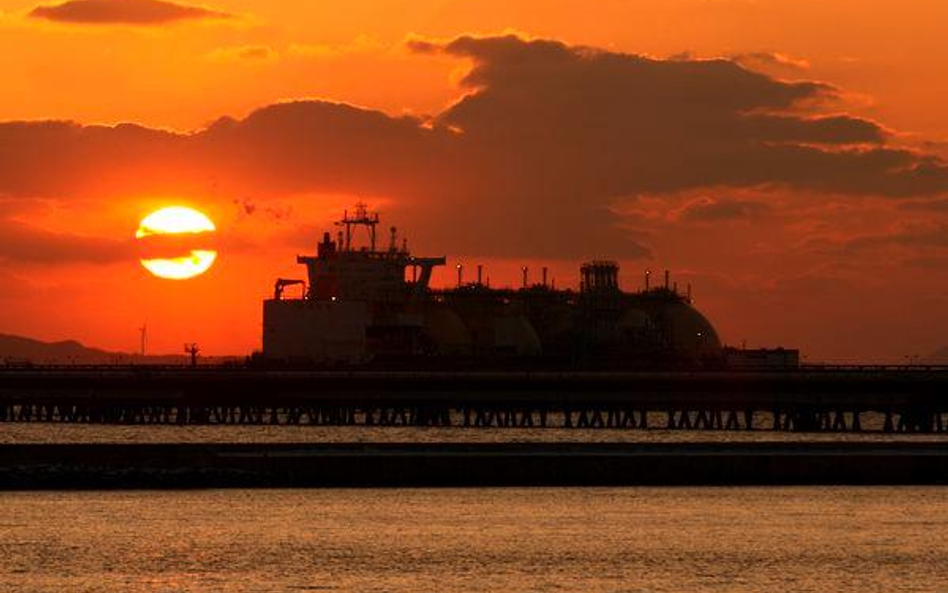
[2,442,946,488]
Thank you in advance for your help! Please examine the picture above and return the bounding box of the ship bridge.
[293,203,444,303]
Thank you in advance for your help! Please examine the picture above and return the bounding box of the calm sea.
[1,487,945,592]
[2,422,947,444]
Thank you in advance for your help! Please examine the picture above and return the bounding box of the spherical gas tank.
[423,306,473,356]
[494,315,542,356]
[659,301,722,358]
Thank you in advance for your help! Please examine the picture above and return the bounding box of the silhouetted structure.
[184,343,200,367]
[2,366,947,433]
[263,205,723,367]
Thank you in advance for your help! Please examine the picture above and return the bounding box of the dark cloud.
[2,34,947,259]
[675,197,771,222]
[428,35,927,197]
[29,0,231,25]
[0,120,191,198]
[739,114,885,145]
[0,218,132,263]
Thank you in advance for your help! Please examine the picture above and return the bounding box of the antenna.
[343,209,349,250]
[335,201,380,252]
[522,266,528,289]
[477,265,483,285]
[542,266,548,287]
[138,324,147,357]
[664,269,670,290]
[645,269,651,291]
[456,264,463,287]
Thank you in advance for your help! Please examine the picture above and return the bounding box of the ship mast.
[336,201,380,252]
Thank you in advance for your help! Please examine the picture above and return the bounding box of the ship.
[262,203,724,368]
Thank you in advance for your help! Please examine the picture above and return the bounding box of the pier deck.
[2,366,948,433]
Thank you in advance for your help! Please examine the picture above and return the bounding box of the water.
[3,422,947,445]
[1,487,946,592]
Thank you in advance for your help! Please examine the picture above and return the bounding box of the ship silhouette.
[263,203,722,368]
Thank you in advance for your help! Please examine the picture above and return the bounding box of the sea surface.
[0,487,946,592]
[3,421,947,444]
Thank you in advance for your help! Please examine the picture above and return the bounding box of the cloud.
[206,45,277,63]
[0,120,189,199]
[900,254,948,270]
[425,35,929,196]
[674,197,772,222]
[0,218,132,263]
[812,221,948,257]
[2,34,948,259]
[898,198,948,212]
[852,223,948,250]
[406,35,942,203]
[29,0,231,25]
[764,272,854,299]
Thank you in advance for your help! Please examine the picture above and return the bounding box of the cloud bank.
[2,33,947,260]
[0,218,130,263]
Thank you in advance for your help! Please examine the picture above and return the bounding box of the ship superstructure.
[263,204,723,367]
[264,203,445,361]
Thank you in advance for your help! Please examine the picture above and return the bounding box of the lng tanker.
[262,204,745,368]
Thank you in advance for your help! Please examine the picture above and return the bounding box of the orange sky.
[1,0,948,361]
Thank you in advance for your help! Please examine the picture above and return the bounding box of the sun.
[136,206,217,280]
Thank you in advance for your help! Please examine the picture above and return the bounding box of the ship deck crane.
[274,278,306,300]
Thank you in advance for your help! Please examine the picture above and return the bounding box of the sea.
[3,418,947,445]
[1,425,946,592]
[1,487,946,592]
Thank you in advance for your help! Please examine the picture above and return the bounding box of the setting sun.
[136,206,217,280]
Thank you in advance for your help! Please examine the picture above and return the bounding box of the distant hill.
[0,333,121,364]
[0,333,239,365]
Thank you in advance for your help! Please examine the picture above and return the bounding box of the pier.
[2,366,947,433]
